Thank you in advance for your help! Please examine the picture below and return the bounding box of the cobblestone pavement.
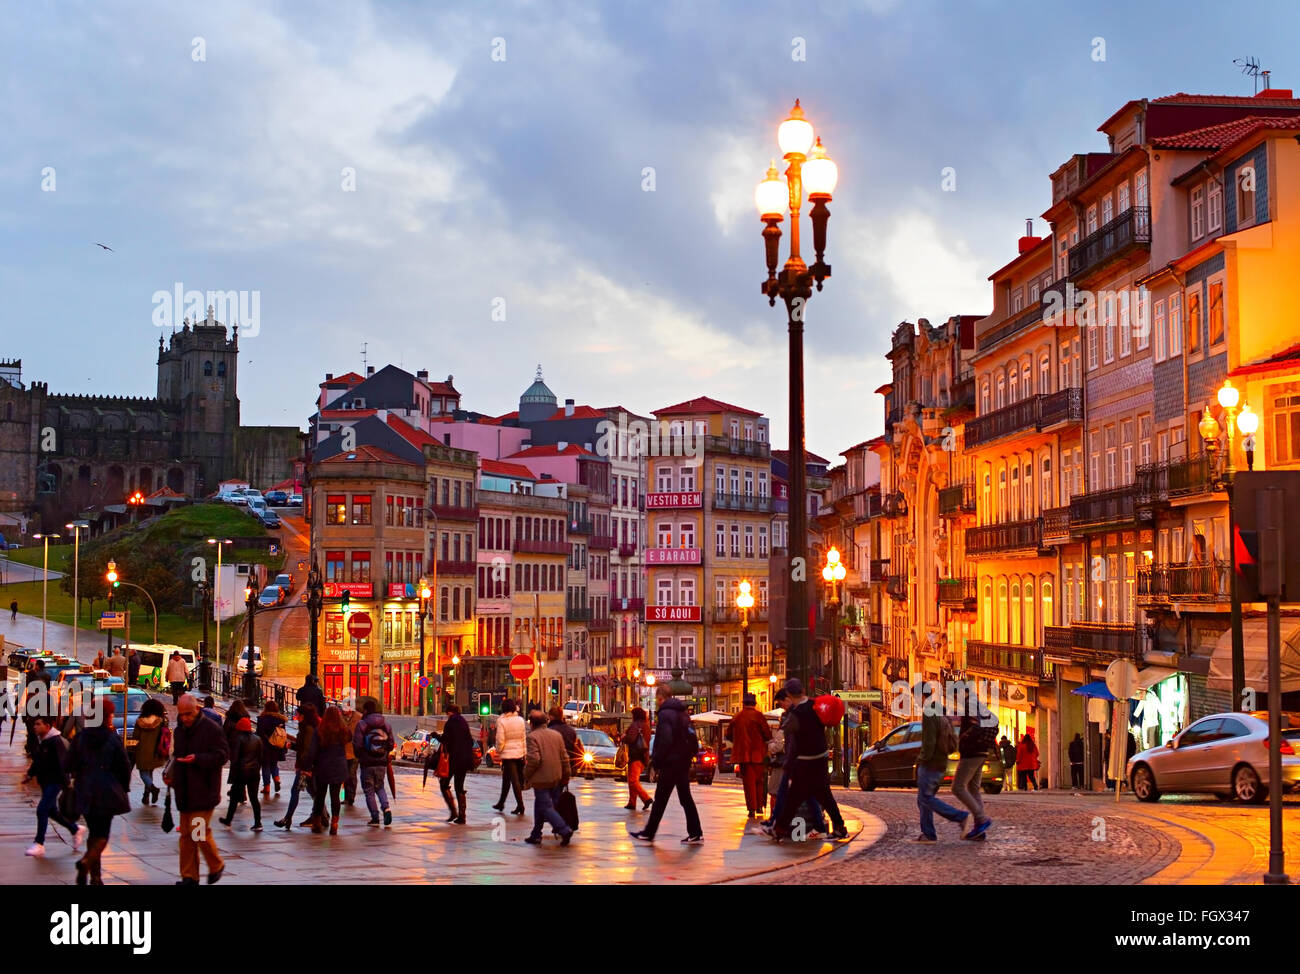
[738,785,1298,885]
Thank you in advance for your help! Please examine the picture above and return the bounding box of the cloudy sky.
[3,0,1297,461]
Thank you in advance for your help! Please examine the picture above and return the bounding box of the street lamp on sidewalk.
[822,546,847,785]
[756,100,838,687]
[417,577,431,716]
[65,521,88,662]
[736,579,754,706]
[206,538,233,687]
[30,532,60,652]
[243,573,259,703]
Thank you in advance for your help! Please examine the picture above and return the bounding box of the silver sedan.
[1127,711,1300,803]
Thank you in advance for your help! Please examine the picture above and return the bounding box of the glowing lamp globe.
[1236,402,1259,436]
[754,161,787,218]
[803,137,838,198]
[777,100,815,157]
[1217,379,1239,411]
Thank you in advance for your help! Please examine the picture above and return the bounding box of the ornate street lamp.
[822,546,847,784]
[1204,381,1248,709]
[736,579,755,707]
[756,99,838,687]
[1237,402,1259,470]
[417,577,431,715]
[305,559,324,684]
[243,575,259,703]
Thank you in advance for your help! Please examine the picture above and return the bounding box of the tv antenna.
[361,341,368,372]
[1234,57,1269,94]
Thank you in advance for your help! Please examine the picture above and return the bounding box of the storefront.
[1133,671,1188,751]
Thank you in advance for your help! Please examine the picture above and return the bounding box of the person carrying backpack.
[952,703,997,841]
[764,679,847,842]
[219,716,264,831]
[913,701,968,843]
[627,684,703,844]
[353,699,395,827]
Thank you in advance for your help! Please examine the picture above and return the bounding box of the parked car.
[575,727,621,778]
[264,490,288,506]
[1128,711,1300,804]
[53,670,123,712]
[90,685,150,751]
[133,645,198,688]
[288,493,303,507]
[856,718,1005,794]
[274,573,294,594]
[242,489,265,502]
[416,733,484,769]
[399,729,438,762]
[259,510,281,529]
[257,585,285,607]
[561,700,598,726]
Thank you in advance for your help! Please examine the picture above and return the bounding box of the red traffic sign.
[346,612,373,640]
[508,653,536,680]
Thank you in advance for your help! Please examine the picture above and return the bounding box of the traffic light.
[340,589,351,612]
[549,677,560,697]
[477,692,492,717]
[105,561,118,587]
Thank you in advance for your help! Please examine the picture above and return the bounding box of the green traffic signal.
[340,588,351,612]
[478,694,491,716]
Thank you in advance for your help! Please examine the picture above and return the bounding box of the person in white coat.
[491,699,527,816]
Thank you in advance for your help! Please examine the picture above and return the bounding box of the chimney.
[417,369,428,381]
[367,366,375,376]
[325,373,333,381]
[557,441,568,451]
[565,398,575,417]
[447,374,454,384]
[1018,218,1042,254]
[1256,86,1294,99]
[443,434,451,446]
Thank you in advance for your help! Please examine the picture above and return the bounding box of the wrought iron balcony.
[1068,205,1151,280]
[938,479,977,517]
[429,502,478,522]
[612,597,645,612]
[1040,505,1073,545]
[704,435,770,459]
[566,606,592,623]
[434,559,477,576]
[1069,484,1150,533]
[964,517,1042,555]
[1053,622,1149,663]
[513,538,569,555]
[617,542,637,558]
[1039,387,1084,429]
[1137,561,1230,604]
[712,604,770,624]
[1043,625,1073,653]
[569,519,593,535]
[588,615,613,632]
[937,576,977,606]
[965,388,1083,450]
[1136,454,1219,506]
[882,492,908,517]
[591,534,616,550]
[977,298,1047,354]
[712,492,773,513]
[965,640,1052,681]
[867,622,890,645]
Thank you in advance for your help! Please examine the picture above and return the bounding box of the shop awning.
[1209,619,1300,693]
[1071,680,1117,700]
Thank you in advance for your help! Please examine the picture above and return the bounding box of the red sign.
[509,653,536,680]
[645,547,701,565]
[645,491,702,509]
[645,605,701,623]
[324,582,373,599]
[346,612,373,640]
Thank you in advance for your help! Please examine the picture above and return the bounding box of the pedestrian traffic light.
[105,561,118,586]
[549,677,560,696]
[340,588,350,612]
[477,692,492,717]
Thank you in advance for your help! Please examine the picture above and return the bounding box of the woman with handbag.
[275,703,319,830]
[219,716,264,831]
[491,699,527,816]
[306,706,348,835]
[621,707,653,811]
[70,697,131,885]
[256,700,288,798]
[431,704,474,824]
[131,698,169,806]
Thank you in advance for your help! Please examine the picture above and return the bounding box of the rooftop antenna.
[361,341,368,373]
[1234,56,1265,94]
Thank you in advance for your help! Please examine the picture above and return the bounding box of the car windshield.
[575,729,615,748]
[563,702,580,712]
[260,587,279,599]
[94,691,145,713]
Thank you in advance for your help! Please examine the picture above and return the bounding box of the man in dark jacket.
[22,715,84,857]
[766,679,848,841]
[999,735,1017,790]
[166,693,228,885]
[951,707,996,841]
[1068,733,1085,789]
[547,706,583,777]
[126,648,141,688]
[21,662,52,759]
[296,675,326,718]
[353,699,395,827]
[628,685,703,844]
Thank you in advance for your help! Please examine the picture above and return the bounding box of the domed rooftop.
[520,364,557,405]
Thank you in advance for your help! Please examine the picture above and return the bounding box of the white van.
[132,645,198,687]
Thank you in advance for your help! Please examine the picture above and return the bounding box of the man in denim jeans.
[353,699,395,827]
[914,707,968,843]
[951,707,996,841]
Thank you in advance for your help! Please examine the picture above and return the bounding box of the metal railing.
[711,605,770,624]
[435,559,477,576]
[712,492,773,513]
[937,576,977,604]
[1136,454,1218,505]
[616,542,637,558]
[612,597,644,612]
[1137,561,1231,602]
[588,616,613,631]
[1069,484,1150,532]
[566,606,592,622]
[1041,505,1072,544]
[1068,205,1151,279]
[513,538,569,555]
[965,641,1052,681]
[1057,622,1149,662]
[965,388,1083,450]
[704,435,771,459]
[568,519,593,536]
[429,502,478,521]
[938,479,976,517]
[591,534,616,550]
[965,517,1042,555]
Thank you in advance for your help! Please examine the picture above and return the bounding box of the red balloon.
[813,694,846,726]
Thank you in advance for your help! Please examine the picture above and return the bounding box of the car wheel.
[857,763,876,792]
[982,782,1003,795]
[1131,764,1161,802]
[1233,764,1267,804]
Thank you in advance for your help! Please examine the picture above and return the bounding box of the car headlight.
[582,751,594,763]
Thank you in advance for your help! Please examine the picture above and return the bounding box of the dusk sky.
[4,0,1297,461]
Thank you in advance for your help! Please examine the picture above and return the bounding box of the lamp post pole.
[1209,381,1247,710]
[198,580,210,691]
[823,546,847,784]
[31,533,59,652]
[757,101,837,688]
[417,577,430,717]
[244,573,259,704]
[207,538,232,685]
[66,521,88,662]
[306,560,323,682]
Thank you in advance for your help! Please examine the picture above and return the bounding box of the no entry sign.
[509,653,536,681]
[346,612,373,640]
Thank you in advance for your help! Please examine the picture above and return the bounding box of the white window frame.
[1168,293,1183,357]
[1191,185,1205,240]
[1119,295,1131,358]
[1117,181,1130,213]
[1207,178,1223,234]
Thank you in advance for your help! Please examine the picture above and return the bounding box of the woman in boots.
[219,716,264,831]
[491,699,527,816]
[433,704,475,824]
[70,697,131,885]
[275,703,318,830]
[307,706,348,834]
[131,699,168,806]
[256,700,286,798]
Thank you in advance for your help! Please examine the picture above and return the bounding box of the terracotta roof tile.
[481,458,536,479]
[653,396,762,418]
[1151,114,1300,150]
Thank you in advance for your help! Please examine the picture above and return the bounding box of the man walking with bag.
[951,702,996,841]
[522,709,573,846]
[914,698,968,843]
[167,693,228,884]
[628,684,703,844]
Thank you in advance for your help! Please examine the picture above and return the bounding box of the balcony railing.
[613,597,645,612]
[712,605,770,624]
[1138,561,1231,603]
[965,388,1083,450]
[937,576,977,605]
[616,542,637,558]
[569,519,593,535]
[429,502,478,522]
[1044,625,1073,653]
[1040,505,1073,545]
[977,298,1047,354]
[1068,205,1151,280]
[588,615,613,631]
[965,641,1052,681]
[964,517,1042,555]
[1069,484,1150,532]
[611,644,643,660]
[513,538,569,555]
[704,435,771,459]
[566,606,592,623]
[869,558,890,582]
[1046,622,1148,663]
[1136,454,1218,505]
[867,622,890,645]
[434,559,476,576]
[591,534,616,550]
[938,479,976,517]
[712,492,773,513]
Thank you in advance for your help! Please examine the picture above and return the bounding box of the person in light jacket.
[491,699,527,816]
[522,709,573,846]
[165,652,189,705]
